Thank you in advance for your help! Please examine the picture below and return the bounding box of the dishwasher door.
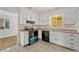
[42,31,49,42]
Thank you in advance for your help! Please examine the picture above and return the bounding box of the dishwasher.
[42,31,49,42]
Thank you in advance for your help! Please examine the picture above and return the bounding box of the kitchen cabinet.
[56,32,65,46]
[50,31,79,51]
[49,31,57,44]
[50,31,65,47]
[38,30,42,39]
[65,33,79,51]
[22,14,27,24]
[19,31,29,46]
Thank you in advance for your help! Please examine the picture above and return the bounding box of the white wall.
[39,7,79,29]
[0,10,18,38]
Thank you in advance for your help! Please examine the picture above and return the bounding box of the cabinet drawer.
[66,42,74,45]
[65,33,79,51]
[66,41,79,51]
[66,44,75,49]
[73,44,79,51]
[66,37,79,44]
[66,37,75,42]
[66,33,79,38]
[73,38,79,43]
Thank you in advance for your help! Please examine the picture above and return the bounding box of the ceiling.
[29,7,56,14]
[0,7,20,13]
[0,7,56,14]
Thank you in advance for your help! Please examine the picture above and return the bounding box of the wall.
[39,7,79,29]
[0,10,18,38]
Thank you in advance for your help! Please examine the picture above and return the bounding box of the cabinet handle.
[70,38,74,40]
[69,43,74,45]
[70,46,74,49]
[70,35,74,37]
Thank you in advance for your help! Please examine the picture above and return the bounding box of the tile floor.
[1,40,74,52]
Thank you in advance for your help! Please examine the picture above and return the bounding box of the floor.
[0,36,17,50]
[0,40,74,52]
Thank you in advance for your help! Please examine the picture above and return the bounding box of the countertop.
[19,29,38,32]
[19,28,79,34]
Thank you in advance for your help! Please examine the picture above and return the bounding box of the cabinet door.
[49,31,57,44]
[19,32,25,46]
[22,14,27,24]
[19,31,29,46]
[55,32,65,47]
[24,32,29,45]
[65,39,75,49]
[50,31,65,47]
[38,30,42,39]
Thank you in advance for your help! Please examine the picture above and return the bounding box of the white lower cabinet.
[65,33,79,51]
[19,31,29,46]
[50,31,65,47]
[74,43,79,51]
[56,32,65,47]
[38,30,42,39]
[50,31,56,44]
[50,31,79,51]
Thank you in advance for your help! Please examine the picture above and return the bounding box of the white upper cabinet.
[22,14,27,24]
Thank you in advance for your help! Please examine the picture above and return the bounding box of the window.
[0,18,10,29]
